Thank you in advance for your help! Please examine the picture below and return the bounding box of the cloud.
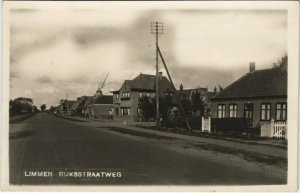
[163,65,236,90]
[72,27,124,48]
[34,75,52,83]
[9,8,287,107]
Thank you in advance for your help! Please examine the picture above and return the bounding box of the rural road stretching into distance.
[9,113,286,185]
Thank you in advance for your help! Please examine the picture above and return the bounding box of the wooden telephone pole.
[151,21,163,128]
[150,22,191,130]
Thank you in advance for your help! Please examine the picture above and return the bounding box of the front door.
[244,103,253,126]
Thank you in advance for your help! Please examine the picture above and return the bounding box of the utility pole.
[151,21,163,128]
[157,46,192,130]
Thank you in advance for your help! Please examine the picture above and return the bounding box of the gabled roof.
[93,95,113,104]
[213,67,287,100]
[71,101,80,110]
[179,89,194,99]
[131,74,172,91]
[113,73,173,93]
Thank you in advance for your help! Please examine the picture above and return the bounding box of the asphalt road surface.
[9,113,286,185]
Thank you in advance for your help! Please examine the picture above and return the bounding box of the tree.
[159,95,174,127]
[181,99,192,115]
[49,106,56,113]
[9,97,34,116]
[40,104,46,111]
[191,91,205,116]
[138,96,155,121]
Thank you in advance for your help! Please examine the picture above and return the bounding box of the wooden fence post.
[270,119,275,137]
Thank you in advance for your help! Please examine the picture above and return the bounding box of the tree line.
[9,97,47,117]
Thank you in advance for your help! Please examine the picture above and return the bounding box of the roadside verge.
[9,113,37,124]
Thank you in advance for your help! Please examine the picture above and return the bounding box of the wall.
[211,97,287,128]
[92,104,113,118]
[113,91,156,118]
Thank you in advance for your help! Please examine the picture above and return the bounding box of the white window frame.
[217,104,226,118]
[261,103,271,121]
[229,104,237,118]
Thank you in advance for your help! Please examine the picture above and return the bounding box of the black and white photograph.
[1,1,299,192]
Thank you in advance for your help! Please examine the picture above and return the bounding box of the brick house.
[112,72,174,121]
[211,62,287,130]
[87,87,113,119]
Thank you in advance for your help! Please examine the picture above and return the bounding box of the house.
[211,61,287,134]
[57,99,76,116]
[69,97,87,116]
[86,87,113,119]
[65,100,77,116]
[111,72,174,121]
[179,84,218,116]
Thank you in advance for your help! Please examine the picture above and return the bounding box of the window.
[276,103,287,121]
[146,93,150,97]
[116,94,119,99]
[121,107,130,116]
[244,103,254,126]
[122,92,130,98]
[115,108,119,115]
[139,93,143,98]
[260,103,271,120]
[229,104,238,118]
[217,104,226,118]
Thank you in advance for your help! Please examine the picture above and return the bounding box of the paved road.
[9,113,286,185]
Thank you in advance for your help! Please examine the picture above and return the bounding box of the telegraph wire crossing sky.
[9,8,287,107]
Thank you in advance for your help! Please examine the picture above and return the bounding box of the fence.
[261,119,287,139]
[271,120,287,139]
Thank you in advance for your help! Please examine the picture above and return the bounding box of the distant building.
[211,62,287,129]
[69,96,90,116]
[83,96,94,116]
[111,72,174,121]
[66,100,77,116]
[179,84,217,116]
[87,87,113,119]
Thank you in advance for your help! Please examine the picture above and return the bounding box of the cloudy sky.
[9,7,287,107]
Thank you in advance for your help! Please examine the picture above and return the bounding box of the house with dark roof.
[112,72,174,121]
[211,62,287,130]
[86,87,113,119]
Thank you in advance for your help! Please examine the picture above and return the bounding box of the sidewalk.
[58,114,287,158]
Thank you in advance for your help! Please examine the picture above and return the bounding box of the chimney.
[158,72,163,79]
[180,84,184,91]
[249,62,255,73]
